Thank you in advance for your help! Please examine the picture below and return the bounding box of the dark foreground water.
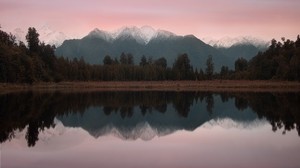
[0,91,299,168]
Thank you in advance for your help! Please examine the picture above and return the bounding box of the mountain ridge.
[56,27,226,70]
[202,36,269,48]
[56,26,267,70]
[7,25,269,49]
[6,25,268,70]
[86,26,178,45]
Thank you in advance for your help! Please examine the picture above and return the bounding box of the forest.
[0,27,299,83]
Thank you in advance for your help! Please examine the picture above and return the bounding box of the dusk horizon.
[1,0,299,41]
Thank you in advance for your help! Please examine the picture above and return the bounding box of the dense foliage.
[0,27,299,83]
[247,37,300,80]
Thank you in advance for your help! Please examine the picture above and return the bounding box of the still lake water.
[0,91,299,168]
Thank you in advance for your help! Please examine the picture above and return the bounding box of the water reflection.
[0,91,299,147]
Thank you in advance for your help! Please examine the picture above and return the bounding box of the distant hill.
[55,26,268,70]
[203,36,269,48]
[216,43,268,62]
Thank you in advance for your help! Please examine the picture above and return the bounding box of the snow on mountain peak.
[112,26,156,44]
[115,26,147,44]
[39,24,53,36]
[87,28,113,42]
[11,25,69,47]
[202,36,269,48]
[13,28,26,43]
[141,25,156,36]
[154,29,177,39]
[37,25,69,47]
[87,26,178,45]
[140,26,157,42]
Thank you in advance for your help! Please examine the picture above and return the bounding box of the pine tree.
[26,27,40,53]
[205,55,214,80]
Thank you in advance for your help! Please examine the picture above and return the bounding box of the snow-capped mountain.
[86,26,177,45]
[38,24,69,47]
[57,26,225,69]
[113,26,156,44]
[11,25,69,47]
[202,36,269,48]
[57,26,268,70]
[13,28,26,43]
[87,28,114,42]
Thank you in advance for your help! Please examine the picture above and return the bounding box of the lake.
[0,91,299,168]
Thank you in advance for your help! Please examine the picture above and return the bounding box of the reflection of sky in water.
[2,119,300,168]
[1,92,299,168]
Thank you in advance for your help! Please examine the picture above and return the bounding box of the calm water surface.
[0,91,299,168]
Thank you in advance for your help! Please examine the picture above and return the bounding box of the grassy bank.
[0,80,300,93]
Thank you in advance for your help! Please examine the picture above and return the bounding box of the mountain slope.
[56,26,229,70]
[217,43,268,62]
[203,36,269,48]
[203,36,269,66]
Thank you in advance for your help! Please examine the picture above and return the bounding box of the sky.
[0,0,299,41]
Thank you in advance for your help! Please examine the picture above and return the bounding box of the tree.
[26,27,40,53]
[154,57,167,69]
[198,69,205,80]
[140,55,148,66]
[113,58,119,65]
[127,53,134,65]
[103,55,113,65]
[220,66,229,79]
[205,55,214,80]
[172,53,193,80]
[120,52,134,65]
[295,35,300,48]
[247,36,300,80]
[0,29,16,46]
[120,52,127,64]
[235,57,248,72]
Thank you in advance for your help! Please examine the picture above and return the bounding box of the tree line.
[0,27,299,83]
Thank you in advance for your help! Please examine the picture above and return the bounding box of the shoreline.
[1,80,300,93]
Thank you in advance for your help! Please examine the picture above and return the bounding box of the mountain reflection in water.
[0,91,299,147]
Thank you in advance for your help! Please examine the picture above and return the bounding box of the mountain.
[202,36,269,61]
[13,28,26,44]
[56,26,230,70]
[11,24,69,47]
[216,43,268,61]
[37,24,69,47]
[202,36,269,48]
[8,25,268,70]
[56,26,269,70]
[86,26,176,45]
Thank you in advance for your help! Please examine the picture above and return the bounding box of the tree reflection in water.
[0,91,299,147]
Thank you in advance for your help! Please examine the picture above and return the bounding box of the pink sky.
[0,0,299,40]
